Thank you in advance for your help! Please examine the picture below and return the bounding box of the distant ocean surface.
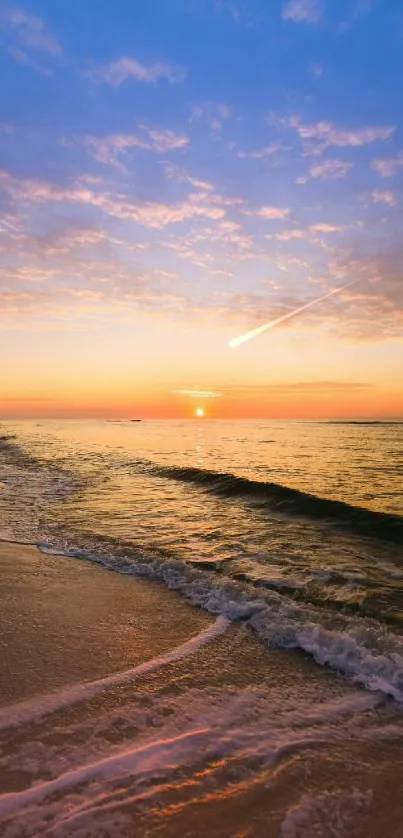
[1,418,402,700]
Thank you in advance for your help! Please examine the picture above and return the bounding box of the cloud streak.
[172,389,221,398]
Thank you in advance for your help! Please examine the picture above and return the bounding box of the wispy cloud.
[190,102,232,133]
[86,134,150,167]
[338,0,376,33]
[0,170,227,229]
[219,381,372,394]
[164,164,214,192]
[282,0,321,24]
[371,155,403,177]
[288,115,394,156]
[90,56,186,86]
[242,205,290,219]
[163,215,257,266]
[310,223,343,233]
[86,129,189,168]
[172,389,221,398]
[297,159,353,183]
[146,129,189,153]
[0,265,59,283]
[8,225,134,258]
[1,5,62,55]
[213,0,260,27]
[274,229,305,240]
[371,190,397,206]
[6,45,52,75]
[272,223,343,240]
[235,142,289,159]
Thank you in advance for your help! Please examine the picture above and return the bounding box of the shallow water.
[0,419,403,836]
[0,419,402,695]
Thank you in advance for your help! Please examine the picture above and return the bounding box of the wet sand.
[1,542,403,838]
[0,541,212,704]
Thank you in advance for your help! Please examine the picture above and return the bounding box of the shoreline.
[0,540,213,706]
[1,541,403,837]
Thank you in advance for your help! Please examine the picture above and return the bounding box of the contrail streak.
[229,278,360,348]
[0,219,20,233]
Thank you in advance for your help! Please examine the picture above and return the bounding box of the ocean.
[0,419,402,836]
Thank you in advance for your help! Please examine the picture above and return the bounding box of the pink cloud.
[164,164,214,192]
[0,265,58,283]
[371,156,403,177]
[85,134,150,167]
[91,56,185,86]
[242,205,290,219]
[0,170,227,228]
[274,229,306,240]
[86,129,189,167]
[146,129,189,153]
[288,115,394,155]
[299,159,353,182]
[371,190,397,206]
[273,223,342,240]
[310,223,343,233]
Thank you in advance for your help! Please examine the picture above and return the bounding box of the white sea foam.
[279,789,371,838]
[0,683,390,830]
[0,648,399,835]
[0,616,229,730]
[0,728,213,819]
[37,545,403,703]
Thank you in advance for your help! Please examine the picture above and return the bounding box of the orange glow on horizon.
[1,381,403,421]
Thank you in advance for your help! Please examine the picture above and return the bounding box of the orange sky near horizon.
[2,315,402,420]
[1,1,403,420]
[2,379,402,420]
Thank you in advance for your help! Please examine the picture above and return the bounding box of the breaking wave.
[38,537,403,704]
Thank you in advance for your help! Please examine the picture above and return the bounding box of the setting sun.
[195,408,205,418]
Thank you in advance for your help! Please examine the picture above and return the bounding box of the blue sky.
[0,0,402,416]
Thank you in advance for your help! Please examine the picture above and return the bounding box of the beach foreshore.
[0,540,212,705]
[1,542,403,837]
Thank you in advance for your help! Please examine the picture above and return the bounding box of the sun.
[195,407,205,418]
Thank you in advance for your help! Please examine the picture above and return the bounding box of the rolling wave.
[149,464,403,544]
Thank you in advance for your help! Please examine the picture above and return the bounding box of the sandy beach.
[1,541,403,837]
[0,540,212,705]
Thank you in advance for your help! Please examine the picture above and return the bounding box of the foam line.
[0,616,229,730]
[0,728,211,819]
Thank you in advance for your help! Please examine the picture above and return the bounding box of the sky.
[1,0,402,419]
